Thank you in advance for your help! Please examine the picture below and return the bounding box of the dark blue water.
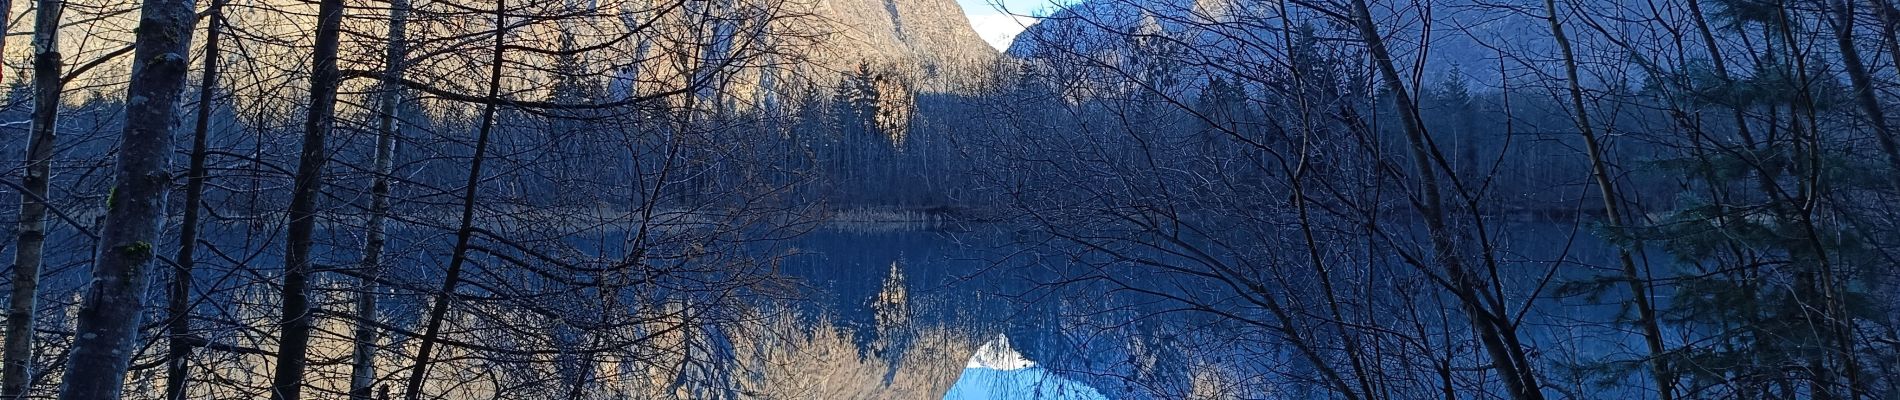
[779,220,1648,399]
[775,225,1075,357]
[14,216,1644,399]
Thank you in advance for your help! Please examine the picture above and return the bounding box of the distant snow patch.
[965,334,1036,370]
[966,13,1039,51]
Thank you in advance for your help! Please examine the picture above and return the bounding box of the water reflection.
[777,221,1637,399]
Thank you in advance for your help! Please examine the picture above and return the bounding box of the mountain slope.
[1004,0,1563,87]
[803,0,1001,90]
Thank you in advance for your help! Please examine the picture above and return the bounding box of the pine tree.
[1615,4,1878,393]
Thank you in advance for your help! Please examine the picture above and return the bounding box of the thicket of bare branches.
[0,0,904,397]
[984,0,1900,398]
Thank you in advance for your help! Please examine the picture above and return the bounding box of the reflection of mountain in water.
[782,221,1637,399]
[947,335,1107,400]
[965,335,1035,370]
[778,226,1080,358]
[779,226,1116,397]
[945,369,1106,400]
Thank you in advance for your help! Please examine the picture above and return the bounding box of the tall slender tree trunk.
[3,0,63,395]
[268,0,347,395]
[0,0,11,87]
[1876,0,1900,139]
[348,1,409,398]
[163,1,225,398]
[1275,11,1377,400]
[1832,0,1900,191]
[1819,4,1878,395]
[1685,0,1757,143]
[1684,14,1789,391]
[1540,2,1674,399]
[1769,7,1864,397]
[1342,1,1544,399]
[402,2,507,398]
[1790,28,1857,400]
[54,0,199,396]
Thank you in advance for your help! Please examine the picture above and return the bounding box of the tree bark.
[268,0,347,395]
[54,0,198,395]
[163,1,225,398]
[402,2,507,398]
[348,1,409,398]
[3,0,64,396]
[0,0,11,87]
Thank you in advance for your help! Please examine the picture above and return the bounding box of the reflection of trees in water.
[738,315,978,399]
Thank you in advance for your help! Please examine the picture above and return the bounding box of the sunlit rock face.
[998,0,1261,102]
[801,0,1003,91]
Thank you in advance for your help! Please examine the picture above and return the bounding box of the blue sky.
[957,0,1064,50]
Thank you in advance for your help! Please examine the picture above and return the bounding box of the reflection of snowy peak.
[950,334,1108,400]
[965,335,1037,370]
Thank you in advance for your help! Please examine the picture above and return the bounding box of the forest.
[0,0,1896,397]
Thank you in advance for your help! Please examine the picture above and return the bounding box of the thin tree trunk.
[1276,10,1376,399]
[1684,11,1792,385]
[1341,1,1544,399]
[1877,0,1900,143]
[402,2,507,397]
[1819,3,1878,395]
[268,0,347,394]
[0,0,11,87]
[1770,7,1864,397]
[54,0,198,395]
[163,1,225,398]
[1685,0,1757,142]
[2,0,63,396]
[348,1,409,398]
[1540,2,1675,399]
[1832,0,1900,191]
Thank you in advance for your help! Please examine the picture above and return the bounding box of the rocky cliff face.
[800,0,1001,91]
[1004,0,1565,89]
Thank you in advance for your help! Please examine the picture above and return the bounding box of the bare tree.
[1540,1,1673,398]
[163,0,228,397]
[267,0,348,394]
[346,0,410,398]
[54,0,200,396]
[399,0,511,396]
[2,0,65,395]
